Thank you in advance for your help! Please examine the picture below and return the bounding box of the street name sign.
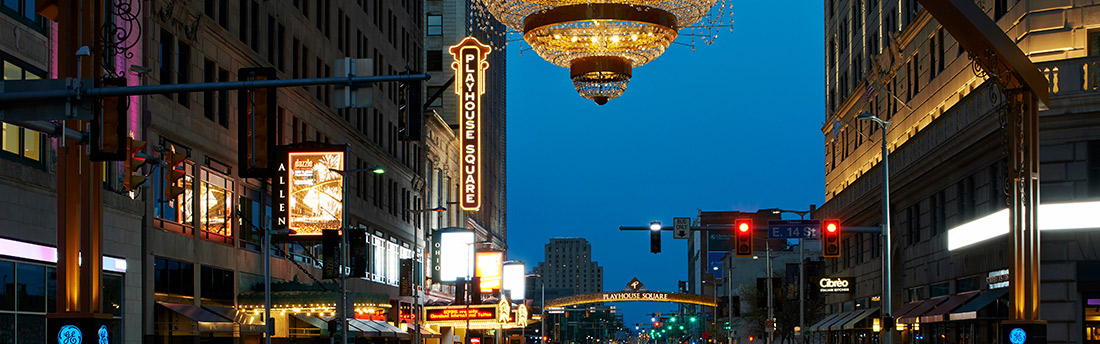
[767,220,821,239]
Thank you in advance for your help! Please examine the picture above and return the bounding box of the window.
[218,68,230,127]
[930,282,950,298]
[1090,141,1100,197]
[200,265,234,306]
[154,154,194,234]
[154,258,195,296]
[238,189,271,250]
[102,273,124,317]
[956,175,976,223]
[0,0,45,31]
[427,50,443,71]
[907,286,923,302]
[16,263,44,312]
[994,0,1009,21]
[928,35,937,80]
[0,260,11,310]
[159,29,175,97]
[936,28,945,73]
[199,168,234,244]
[931,190,946,237]
[238,0,249,46]
[907,203,921,245]
[177,41,191,107]
[204,60,217,122]
[1,60,44,163]
[427,14,442,36]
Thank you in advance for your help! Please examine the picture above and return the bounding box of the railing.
[1034,55,1100,96]
[289,327,322,338]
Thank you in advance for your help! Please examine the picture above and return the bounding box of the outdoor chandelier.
[477,0,726,105]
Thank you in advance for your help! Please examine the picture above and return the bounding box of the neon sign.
[426,308,496,321]
[449,37,491,212]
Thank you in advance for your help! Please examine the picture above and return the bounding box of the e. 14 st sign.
[767,220,821,239]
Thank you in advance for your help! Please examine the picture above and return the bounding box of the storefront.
[424,300,530,344]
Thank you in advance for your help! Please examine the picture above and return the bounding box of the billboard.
[449,37,491,211]
[435,229,474,282]
[475,251,503,292]
[502,262,526,300]
[425,307,496,321]
[284,150,345,235]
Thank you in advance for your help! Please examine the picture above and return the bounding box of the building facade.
[817,0,1100,343]
[0,0,506,343]
[532,238,604,297]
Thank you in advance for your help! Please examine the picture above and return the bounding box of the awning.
[829,310,863,331]
[418,326,442,338]
[891,301,922,320]
[920,292,979,323]
[347,319,383,337]
[807,312,844,332]
[202,305,265,332]
[157,301,236,332]
[897,297,948,324]
[842,309,880,330]
[292,314,332,333]
[349,319,408,338]
[949,288,1009,321]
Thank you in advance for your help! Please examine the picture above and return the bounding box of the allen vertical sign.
[450,37,491,211]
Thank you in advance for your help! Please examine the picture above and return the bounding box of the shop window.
[154,258,194,297]
[0,260,13,310]
[153,156,194,234]
[238,190,271,251]
[1,60,45,164]
[907,286,924,302]
[199,169,234,244]
[200,265,234,306]
[102,273,124,317]
[17,263,45,312]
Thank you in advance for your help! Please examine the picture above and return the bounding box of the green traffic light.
[679,326,684,330]
[670,317,676,323]
[690,317,696,322]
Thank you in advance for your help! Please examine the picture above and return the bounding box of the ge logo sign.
[58,325,82,344]
[1008,328,1026,344]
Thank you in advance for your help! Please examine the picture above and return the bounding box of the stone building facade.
[816,0,1100,343]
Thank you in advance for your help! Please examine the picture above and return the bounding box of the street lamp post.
[858,112,892,344]
[767,207,813,344]
[331,166,385,344]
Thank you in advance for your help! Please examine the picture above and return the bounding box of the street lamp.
[764,207,814,344]
[858,112,892,344]
[328,166,386,344]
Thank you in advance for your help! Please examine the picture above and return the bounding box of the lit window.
[154,156,194,234]
[0,60,45,163]
[199,169,234,244]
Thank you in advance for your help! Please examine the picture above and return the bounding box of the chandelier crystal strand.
[475,0,729,104]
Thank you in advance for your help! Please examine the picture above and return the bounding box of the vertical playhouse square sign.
[450,37,491,211]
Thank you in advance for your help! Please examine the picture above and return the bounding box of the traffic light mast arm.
[618,225,881,232]
[0,73,431,105]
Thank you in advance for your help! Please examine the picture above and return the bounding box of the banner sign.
[449,37,491,212]
[425,307,496,321]
[476,251,503,292]
[275,145,346,236]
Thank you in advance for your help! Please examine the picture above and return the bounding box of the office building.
[815,1,1100,343]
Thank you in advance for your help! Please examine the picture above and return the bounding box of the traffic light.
[348,227,367,278]
[91,77,127,161]
[322,229,340,279]
[734,219,753,257]
[823,219,841,257]
[122,138,146,192]
[163,151,188,200]
[238,67,277,178]
[398,76,423,141]
[650,221,661,254]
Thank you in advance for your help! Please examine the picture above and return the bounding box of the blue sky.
[504,2,826,328]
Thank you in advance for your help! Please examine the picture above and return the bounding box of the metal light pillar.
[878,120,893,344]
[263,179,272,344]
[765,245,772,344]
[1008,90,1042,322]
[341,160,350,344]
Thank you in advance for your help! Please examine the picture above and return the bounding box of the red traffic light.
[734,219,753,257]
[823,219,841,257]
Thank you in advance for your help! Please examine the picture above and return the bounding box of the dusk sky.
[504,2,827,328]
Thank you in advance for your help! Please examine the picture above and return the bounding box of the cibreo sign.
[449,37,491,211]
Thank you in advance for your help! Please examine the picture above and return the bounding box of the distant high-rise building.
[533,238,604,298]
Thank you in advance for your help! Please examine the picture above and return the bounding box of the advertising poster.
[286,150,345,236]
[476,251,503,292]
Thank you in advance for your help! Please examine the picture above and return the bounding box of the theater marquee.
[449,37,491,212]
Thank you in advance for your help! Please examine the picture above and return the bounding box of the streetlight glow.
[650,221,662,231]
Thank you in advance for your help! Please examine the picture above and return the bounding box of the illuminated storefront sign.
[476,251,503,292]
[275,145,346,236]
[545,291,716,308]
[433,229,474,283]
[449,37,491,211]
[819,278,851,293]
[426,307,496,321]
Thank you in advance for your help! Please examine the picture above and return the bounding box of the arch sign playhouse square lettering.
[602,292,671,302]
[450,37,491,212]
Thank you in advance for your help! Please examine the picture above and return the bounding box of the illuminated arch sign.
[449,37,491,212]
[544,291,717,308]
